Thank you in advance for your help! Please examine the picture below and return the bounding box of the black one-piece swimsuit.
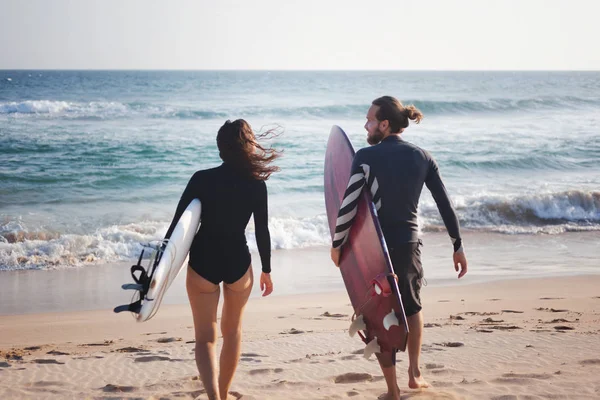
[164,163,271,284]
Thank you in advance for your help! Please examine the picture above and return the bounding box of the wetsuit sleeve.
[164,172,201,241]
[332,151,366,248]
[424,156,463,252]
[253,181,272,273]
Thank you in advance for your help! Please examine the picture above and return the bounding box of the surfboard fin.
[113,300,142,314]
[364,337,380,359]
[121,283,143,291]
[383,310,400,331]
[349,314,366,337]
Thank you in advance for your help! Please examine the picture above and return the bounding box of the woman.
[164,119,280,400]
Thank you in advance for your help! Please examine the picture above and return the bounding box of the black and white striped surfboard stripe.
[332,164,381,248]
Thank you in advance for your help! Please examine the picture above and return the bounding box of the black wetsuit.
[165,163,271,284]
[333,135,462,316]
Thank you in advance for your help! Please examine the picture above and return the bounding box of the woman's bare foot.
[377,385,401,400]
[378,391,401,400]
[408,367,430,389]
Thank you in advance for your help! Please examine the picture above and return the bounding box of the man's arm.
[424,157,462,252]
[424,155,467,278]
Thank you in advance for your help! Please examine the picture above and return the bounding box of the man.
[330,96,468,400]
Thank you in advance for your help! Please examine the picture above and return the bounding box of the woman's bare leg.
[218,266,253,399]
[187,267,221,400]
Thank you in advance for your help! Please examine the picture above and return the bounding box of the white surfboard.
[136,199,201,321]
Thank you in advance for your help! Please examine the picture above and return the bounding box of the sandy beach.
[2,267,599,399]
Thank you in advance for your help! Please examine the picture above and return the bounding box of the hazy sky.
[1,0,599,70]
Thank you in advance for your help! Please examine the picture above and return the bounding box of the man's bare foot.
[408,367,430,389]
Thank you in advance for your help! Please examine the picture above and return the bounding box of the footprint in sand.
[504,373,553,379]
[425,363,444,370]
[0,351,23,361]
[464,311,499,316]
[0,362,10,368]
[424,323,442,328]
[491,396,518,400]
[157,337,182,343]
[495,372,552,384]
[24,346,42,351]
[431,380,455,388]
[32,359,65,365]
[481,317,504,324]
[248,368,284,375]
[241,353,268,358]
[347,390,360,397]
[434,342,464,348]
[341,355,357,361]
[279,328,305,335]
[580,359,600,366]
[173,389,206,398]
[459,378,482,385]
[487,325,522,331]
[31,381,65,387]
[46,350,70,356]
[501,310,524,314]
[535,307,569,313]
[554,325,575,331]
[540,297,565,300]
[102,384,137,393]
[321,311,349,318]
[486,298,502,302]
[116,346,146,353]
[431,369,450,376]
[229,390,249,399]
[73,355,104,359]
[544,318,577,324]
[134,355,171,362]
[240,357,262,363]
[422,344,445,353]
[81,340,114,347]
[334,372,373,384]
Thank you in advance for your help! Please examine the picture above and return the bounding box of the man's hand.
[453,251,468,279]
[330,247,342,267]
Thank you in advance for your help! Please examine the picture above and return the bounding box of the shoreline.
[1,230,599,316]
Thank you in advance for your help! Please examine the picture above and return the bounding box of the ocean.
[1,70,599,272]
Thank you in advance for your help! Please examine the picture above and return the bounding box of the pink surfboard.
[324,125,408,353]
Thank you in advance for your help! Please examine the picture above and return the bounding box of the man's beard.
[367,129,385,145]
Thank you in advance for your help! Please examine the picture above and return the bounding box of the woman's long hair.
[217,119,281,180]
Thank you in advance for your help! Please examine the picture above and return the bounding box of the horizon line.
[2,68,600,73]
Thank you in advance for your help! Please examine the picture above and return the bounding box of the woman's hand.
[260,272,273,297]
